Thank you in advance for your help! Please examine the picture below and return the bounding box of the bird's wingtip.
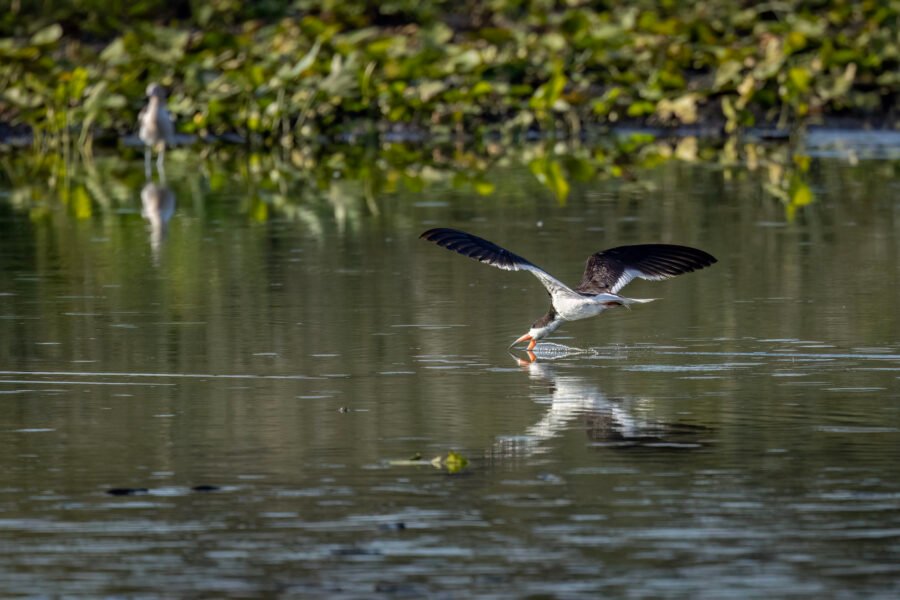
[420,227,455,240]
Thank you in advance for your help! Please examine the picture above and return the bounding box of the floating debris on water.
[433,451,469,474]
[388,451,469,474]
[387,453,425,467]
[191,485,220,492]
[106,487,149,496]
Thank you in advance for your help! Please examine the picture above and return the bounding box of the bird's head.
[146,83,166,99]
[511,309,564,350]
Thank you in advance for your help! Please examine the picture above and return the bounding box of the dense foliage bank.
[0,0,896,149]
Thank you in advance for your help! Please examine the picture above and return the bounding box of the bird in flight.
[420,228,716,353]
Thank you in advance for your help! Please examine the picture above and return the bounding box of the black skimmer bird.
[138,83,175,178]
[420,228,716,351]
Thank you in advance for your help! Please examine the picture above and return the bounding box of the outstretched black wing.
[420,228,536,271]
[575,244,717,295]
[419,228,577,298]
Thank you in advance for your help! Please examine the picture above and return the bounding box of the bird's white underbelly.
[553,295,616,321]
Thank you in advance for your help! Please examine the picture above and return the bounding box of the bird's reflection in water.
[141,181,176,263]
[491,356,710,460]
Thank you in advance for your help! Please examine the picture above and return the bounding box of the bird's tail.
[618,296,658,310]
[595,293,658,310]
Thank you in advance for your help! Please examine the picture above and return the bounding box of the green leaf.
[714,61,743,90]
[656,93,699,124]
[626,100,655,117]
[67,67,89,101]
[285,39,322,79]
[30,24,63,46]
[3,86,42,108]
[788,67,811,93]
[320,53,359,97]
[82,81,108,115]
[470,81,492,97]
[103,94,127,109]
[447,49,482,73]
[722,96,739,133]
[592,86,622,116]
[100,37,129,64]
[443,451,468,474]
[530,70,567,112]
[417,80,445,102]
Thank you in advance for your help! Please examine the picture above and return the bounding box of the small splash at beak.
[510,333,536,351]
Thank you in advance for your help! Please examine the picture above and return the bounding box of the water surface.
[1,142,898,597]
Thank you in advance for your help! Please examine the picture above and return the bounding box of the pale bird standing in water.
[138,83,175,178]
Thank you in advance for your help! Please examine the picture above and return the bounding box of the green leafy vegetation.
[0,0,896,151]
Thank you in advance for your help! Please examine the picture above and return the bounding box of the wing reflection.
[491,357,708,460]
[141,181,176,262]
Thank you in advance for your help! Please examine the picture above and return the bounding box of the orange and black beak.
[511,333,537,351]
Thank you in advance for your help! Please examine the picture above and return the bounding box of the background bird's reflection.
[140,181,176,262]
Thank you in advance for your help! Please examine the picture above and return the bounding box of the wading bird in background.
[420,228,716,354]
[138,83,175,179]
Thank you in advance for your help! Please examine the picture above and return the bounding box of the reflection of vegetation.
[1,135,824,224]
[0,1,895,150]
[719,138,816,222]
[763,153,815,224]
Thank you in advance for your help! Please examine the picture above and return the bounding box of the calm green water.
[1,137,899,597]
